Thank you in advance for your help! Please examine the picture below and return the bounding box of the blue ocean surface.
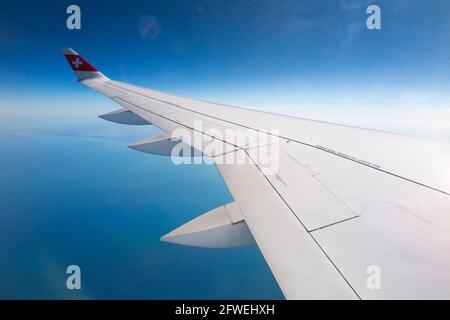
[0,113,283,299]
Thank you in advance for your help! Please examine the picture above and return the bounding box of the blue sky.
[1,0,450,96]
[1,0,450,299]
[2,0,450,139]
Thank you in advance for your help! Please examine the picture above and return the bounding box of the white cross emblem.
[71,57,83,69]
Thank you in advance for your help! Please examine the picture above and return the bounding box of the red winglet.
[62,48,98,71]
[61,48,107,80]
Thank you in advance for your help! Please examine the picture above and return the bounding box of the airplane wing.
[62,48,450,299]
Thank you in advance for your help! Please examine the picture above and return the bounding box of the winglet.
[61,48,108,81]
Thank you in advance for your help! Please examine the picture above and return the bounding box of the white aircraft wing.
[62,48,450,299]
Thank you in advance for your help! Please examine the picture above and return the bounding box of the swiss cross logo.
[71,57,83,69]
[64,53,98,72]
